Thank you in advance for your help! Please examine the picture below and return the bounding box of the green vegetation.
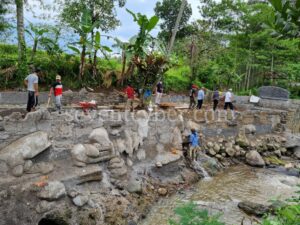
[263,185,300,225]
[168,202,225,225]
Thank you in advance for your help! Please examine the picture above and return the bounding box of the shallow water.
[140,165,299,225]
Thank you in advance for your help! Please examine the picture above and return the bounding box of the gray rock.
[36,201,56,214]
[84,144,100,158]
[208,149,216,156]
[238,201,271,216]
[73,195,89,207]
[126,177,142,194]
[225,147,235,157]
[6,152,24,168]
[244,125,256,134]
[294,147,300,159]
[88,128,112,149]
[213,144,221,153]
[274,150,282,158]
[136,149,146,161]
[37,181,66,201]
[158,188,168,196]
[0,131,51,161]
[246,150,265,167]
[23,160,33,172]
[12,165,24,177]
[29,162,54,175]
[284,133,300,148]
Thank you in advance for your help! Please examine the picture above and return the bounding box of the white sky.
[7,0,202,50]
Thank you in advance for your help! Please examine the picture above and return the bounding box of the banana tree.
[68,9,100,80]
[25,23,49,61]
[91,31,112,78]
[267,0,300,39]
[126,9,169,107]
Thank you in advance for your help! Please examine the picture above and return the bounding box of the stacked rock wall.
[0,102,299,225]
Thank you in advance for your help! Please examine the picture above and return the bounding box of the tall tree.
[60,0,126,77]
[15,0,27,79]
[154,0,192,43]
[0,0,10,32]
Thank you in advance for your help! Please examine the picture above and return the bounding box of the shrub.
[169,202,225,225]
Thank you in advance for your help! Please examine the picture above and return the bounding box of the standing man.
[49,75,63,114]
[155,81,163,105]
[189,128,201,161]
[224,88,235,119]
[24,68,40,112]
[189,84,197,109]
[124,84,135,112]
[212,88,220,111]
[197,87,205,109]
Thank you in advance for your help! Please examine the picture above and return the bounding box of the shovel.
[46,95,51,108]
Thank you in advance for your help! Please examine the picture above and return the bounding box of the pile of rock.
[203,131,288,167]
[71,128,114,167]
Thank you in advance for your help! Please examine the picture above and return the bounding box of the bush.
[262,185,300,225]
[169,202,225,225]
[164,65,191,92]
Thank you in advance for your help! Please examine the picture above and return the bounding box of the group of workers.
[189,85,235,114]
[24,68,63,114]
[23,69,230,162]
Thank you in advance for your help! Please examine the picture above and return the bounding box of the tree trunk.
[168,0,186,54]
[31,39,38,62]
[120,50,127,86]
[92,49,98,78]
[79,43,86,80]
[271,53,274,85]
[15,0,27,79]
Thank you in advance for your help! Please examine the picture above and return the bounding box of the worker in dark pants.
[189,84,197,109]
[213,88,220,111]
[24,68,40,112]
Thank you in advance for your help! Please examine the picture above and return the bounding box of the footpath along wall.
[0,92,299,225]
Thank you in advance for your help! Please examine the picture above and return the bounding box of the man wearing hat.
[49,75,63,114]
[24,68,41,112]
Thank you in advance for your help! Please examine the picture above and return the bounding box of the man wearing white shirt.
[224,88,235,119]
[24,68,40,112]
[197,87,205,109]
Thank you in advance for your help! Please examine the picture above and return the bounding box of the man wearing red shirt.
[49,75,63,114]
[124,84,135,112]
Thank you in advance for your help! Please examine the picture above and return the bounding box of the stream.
[140,164,299,225]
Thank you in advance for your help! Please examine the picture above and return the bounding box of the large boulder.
[171,127,182,149]
[155,150,182,166]
[246,150,265,167]
[89,128,113,149]
[238,201,271,216]
[0,131,51,161]
[284,133,300,148]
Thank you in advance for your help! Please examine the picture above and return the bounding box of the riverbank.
[0,92,299,225]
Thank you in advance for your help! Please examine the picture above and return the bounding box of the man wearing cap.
[224,88,235,119]
[49,75,63,114]
[24,68,40,112]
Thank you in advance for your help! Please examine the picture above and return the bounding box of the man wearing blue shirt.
[197,87,205,109]
[189,129,201,161]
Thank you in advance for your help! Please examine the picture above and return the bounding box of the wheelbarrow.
[78,100,97,114]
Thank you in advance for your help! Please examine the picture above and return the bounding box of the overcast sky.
[21,0,201,51]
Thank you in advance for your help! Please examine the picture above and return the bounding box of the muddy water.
[140,165,299,225]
